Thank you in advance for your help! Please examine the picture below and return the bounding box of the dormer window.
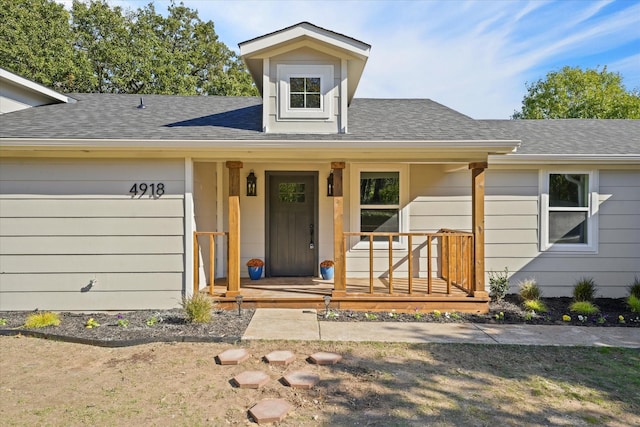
[277,64,333,120]
[290,77,321,108]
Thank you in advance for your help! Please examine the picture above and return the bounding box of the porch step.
[214,295,489,314]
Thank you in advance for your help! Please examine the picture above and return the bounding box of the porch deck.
[207,277,489,313]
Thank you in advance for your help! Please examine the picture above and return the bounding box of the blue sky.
[64,0,640,119]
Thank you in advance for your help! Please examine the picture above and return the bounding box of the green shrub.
[518,278,541,301]
[488,267,510,301]
[569,301,599,315]
[627,294,640,313]
[523,299,548,313]
[24,312,61,328]
[628,276,640,299]
[573,277,597,302]
[181,293,213,323]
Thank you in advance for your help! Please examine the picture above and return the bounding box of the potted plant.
[320,260,335,280]
[246,258,264,280]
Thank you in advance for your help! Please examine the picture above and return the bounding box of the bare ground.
[1,337,639,426]
[1,297,638,425]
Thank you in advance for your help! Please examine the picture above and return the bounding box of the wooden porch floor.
[205,277,489,313]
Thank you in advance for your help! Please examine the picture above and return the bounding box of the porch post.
[225,161,242,297]
[331,162,347,296]
[470,162,488,298]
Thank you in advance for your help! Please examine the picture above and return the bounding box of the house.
[1,22,638,312]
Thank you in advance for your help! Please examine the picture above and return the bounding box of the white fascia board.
[1,138,520,152]
[0,139,519,163]
[240,25,370,60]
[0,68,74,104]
[489,154,640,165]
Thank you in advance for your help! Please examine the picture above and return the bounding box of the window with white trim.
[290,77,320,109]
[277,64,333,120]
[540,171,598,252]
[351,165,409,248]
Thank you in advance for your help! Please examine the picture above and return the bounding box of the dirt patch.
[1,337,638,426]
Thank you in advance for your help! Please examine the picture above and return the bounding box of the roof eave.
[489,154,640,165]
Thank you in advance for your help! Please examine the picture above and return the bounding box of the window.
[290,77,321,109]
[351,165,409,248]
[277,64,333,120]
[279,183,306,203]
[541,171,598,252]
[360,172,400,241]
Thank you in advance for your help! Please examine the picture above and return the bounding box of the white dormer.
[239,22,370,134]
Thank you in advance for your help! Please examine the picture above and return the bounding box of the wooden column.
[331,162,347,296]
[225,161,242,297]
[470,162,488,298]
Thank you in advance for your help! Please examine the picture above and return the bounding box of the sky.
[62,0,640,119]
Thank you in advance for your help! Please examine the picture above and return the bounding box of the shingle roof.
[1,93,638,156]
[0,93,508,141]
[482,119,640,155]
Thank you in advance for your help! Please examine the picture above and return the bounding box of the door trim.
[265,171,319,277]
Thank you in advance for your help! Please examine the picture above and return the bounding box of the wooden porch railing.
[438,229,474,295]
[193,231,227,295]
[343,230,474,296]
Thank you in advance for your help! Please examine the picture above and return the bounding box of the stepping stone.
[232,371,270,389]
[282,370,320,389]
[309,351,342,365]
[249,398,291,424]
[265,350,295,365]
[217,348,250,365]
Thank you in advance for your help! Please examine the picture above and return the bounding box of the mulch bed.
[319,295,640,327]
[0,308,255,347]
[1,296,637,347]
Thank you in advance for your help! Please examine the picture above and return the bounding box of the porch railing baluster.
[408,234,413,295]
[388,234,393,294]
[369,234,374,294]
[193,231,227,296]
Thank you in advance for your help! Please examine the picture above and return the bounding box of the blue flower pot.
[320,266,334,280]
[248,266,263,280]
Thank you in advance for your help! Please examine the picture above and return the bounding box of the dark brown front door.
[266,172,318,276]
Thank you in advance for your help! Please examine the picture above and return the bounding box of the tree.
[512,66,640,119]
[1,0,257,96]
[0,0,81,92]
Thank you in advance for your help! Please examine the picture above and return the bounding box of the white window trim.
[277,64,333,120]
[539,169,599,253]
[350,164,410,250]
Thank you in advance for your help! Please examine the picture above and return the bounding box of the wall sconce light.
[246,171,257,196]
[327,171,334,197]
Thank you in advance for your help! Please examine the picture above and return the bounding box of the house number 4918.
[129,183,165,198]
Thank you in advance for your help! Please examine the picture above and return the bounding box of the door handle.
[309,224,315,249]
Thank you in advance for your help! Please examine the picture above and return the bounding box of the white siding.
[484,167,640,298]
[0,158,186,311]
[399,165,640,298]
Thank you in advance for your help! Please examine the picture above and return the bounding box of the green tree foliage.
[1,0,257,96]
[512,66,640,119]
[0,0,80,91]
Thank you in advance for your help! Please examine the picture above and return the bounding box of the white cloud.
[60,0,640,118]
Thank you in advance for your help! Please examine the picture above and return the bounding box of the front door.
[266,172,318,276]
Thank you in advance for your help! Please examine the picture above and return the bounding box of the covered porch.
[192,160,491,313]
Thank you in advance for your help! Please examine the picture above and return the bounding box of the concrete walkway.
[242,309,640,348]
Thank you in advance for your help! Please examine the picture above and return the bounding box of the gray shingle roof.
[0,93,507,141]
[1,93,638,156]
[482,119,640,155]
